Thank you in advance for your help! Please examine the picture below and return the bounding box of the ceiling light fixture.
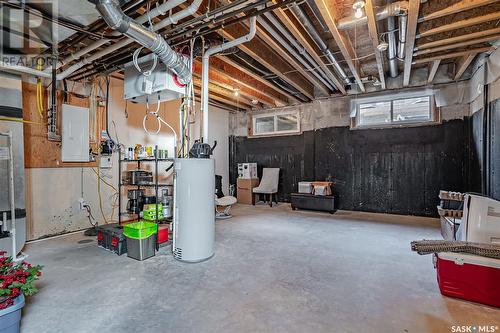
[353,1,365,19]
[233,89,239,97]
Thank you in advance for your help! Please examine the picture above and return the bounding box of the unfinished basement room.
[1,0,500,332]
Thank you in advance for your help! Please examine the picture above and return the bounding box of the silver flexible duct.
[92,0,191,84]
[290,4,350,85]
[337,1,408,30]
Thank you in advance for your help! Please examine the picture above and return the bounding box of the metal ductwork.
[90,0,191,84]
[290,4,351,85]
[387,14,398,77]
[337,1,408,30]
[397,13,408,60]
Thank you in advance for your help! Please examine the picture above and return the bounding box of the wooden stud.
[413,46,495,64]
[415,27,500,51]
[365,0,386,89]
[417,12,500,39]
[427,60,441,84]
[403,0,421,87]
[313,0,366,92]
[419,0,500,22]
[454,54,476,80]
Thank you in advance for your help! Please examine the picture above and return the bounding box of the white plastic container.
[173,158,215,262]
[298,182,313,194]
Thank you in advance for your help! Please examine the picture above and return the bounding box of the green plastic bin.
[123,221,157,239]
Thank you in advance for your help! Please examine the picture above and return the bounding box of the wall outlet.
[78,198,87,210]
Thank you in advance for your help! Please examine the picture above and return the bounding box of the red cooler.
[435,252,500,308]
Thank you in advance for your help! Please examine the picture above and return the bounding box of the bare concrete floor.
[21,204,500,333]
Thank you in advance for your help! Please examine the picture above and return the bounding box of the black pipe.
[105,76,116,145]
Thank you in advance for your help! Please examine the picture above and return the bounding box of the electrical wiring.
[36,58,44,120]
[142,96,178,146]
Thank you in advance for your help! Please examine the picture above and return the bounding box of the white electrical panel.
[61,104,89,162]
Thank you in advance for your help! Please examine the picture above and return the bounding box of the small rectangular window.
[352,92,437,129]
[252,111,300,136]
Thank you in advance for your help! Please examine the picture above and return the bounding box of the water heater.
[173,158,215,262]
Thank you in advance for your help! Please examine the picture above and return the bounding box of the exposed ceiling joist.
[454,54,476,80]
[193,62,275,107]
[403,0,420,87]
[365,0,386,90]
[313,0,366,92]
[219,55,301,104]
[414,34,500,56]
[218,22,316,100]
[427,60,440,84]
[413,46,495,64]
[193,77,255,108]
[209,57,289,106]
[193,84,251,110]
[415,27,500,51]
[417,11,500,39]
[419,0,500,22]
[272,8,346,94]
[253,22,331,96]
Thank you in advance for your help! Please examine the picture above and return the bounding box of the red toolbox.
[435,252,500,308]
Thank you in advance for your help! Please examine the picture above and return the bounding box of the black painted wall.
[229,120,470,217]
[491,101,500,200]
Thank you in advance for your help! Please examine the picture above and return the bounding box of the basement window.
[252,111,300,136]
[352,92,438,129]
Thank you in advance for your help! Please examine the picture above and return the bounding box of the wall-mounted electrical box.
[124,54,187,104]
[61,104,89,162]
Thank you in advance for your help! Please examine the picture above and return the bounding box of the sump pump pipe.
[201,17,256,142]
[89,0,192,84]
[290,4,351,85]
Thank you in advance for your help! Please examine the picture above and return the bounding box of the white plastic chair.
[253,168,280,207]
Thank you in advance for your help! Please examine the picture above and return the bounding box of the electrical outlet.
[78,198,87,210]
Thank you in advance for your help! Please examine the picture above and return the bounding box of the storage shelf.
[119,183,173,187]
[120,158,174,162]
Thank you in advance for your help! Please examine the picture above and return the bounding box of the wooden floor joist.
[192,62,275,107]
[218,22,316,100]
[313,0,365,92]
[272,8,346,94]
[218,55,300,104]
[415,27,500,51]
[413,46,495,64]
[419,0,500,22]
[365,0,386,90]
[403,0,421,87]
[414,34,500,56]
[417,12,500,39]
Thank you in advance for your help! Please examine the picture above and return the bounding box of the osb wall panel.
[22,82,100,168]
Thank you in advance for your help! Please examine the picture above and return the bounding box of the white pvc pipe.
[201,17,256,142]
[0,60,51,78]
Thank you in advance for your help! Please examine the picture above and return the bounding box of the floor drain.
[78,239,94,244]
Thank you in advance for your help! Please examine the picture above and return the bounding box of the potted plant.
[0,251,42,333]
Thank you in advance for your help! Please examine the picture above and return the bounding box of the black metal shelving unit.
[118,145,174,249]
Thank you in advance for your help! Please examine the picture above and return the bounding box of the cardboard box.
[237,178,260,205]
